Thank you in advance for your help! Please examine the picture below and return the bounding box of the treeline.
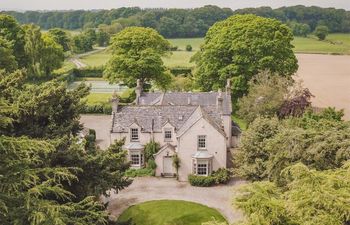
[2,5,350,38]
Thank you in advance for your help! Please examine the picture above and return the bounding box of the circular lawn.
[117,200,227,225]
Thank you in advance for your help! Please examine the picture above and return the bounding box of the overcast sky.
[1,0,350,11]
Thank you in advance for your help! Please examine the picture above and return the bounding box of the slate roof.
[138,92,232,115]
[112,105,198,133]
[111,105,225,136]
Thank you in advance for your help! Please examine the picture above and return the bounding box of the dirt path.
[106,177,246,224]
[295,54,350,120]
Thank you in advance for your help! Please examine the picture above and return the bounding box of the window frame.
[130,128,139,142]
[164,129,172,142]
[130,154,140,166]
[197,163,208,176]
[197,135,206,150]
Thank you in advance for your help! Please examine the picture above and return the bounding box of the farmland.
[72,34,350,119]
[78,34,350,68]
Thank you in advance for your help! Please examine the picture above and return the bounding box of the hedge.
[72,66,105,78]
[80,103,112,114]
[188,175,215,187]
[169,67,192,76]
[188,168,231,187]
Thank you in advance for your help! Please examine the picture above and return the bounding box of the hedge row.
[188,168,231,187]
[80,103,112,114]
[72,66,105,77]
[169,67,192,76]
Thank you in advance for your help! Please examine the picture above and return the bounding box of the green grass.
[84,93,112,105]
[76,34,350,69]
[292,36,350,54]
[117,200,227,225]
[168,38,204,51]
[232,115,248,131]
[80,49,112,67]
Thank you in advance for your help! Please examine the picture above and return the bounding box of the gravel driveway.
[106,177,246,224]
[80,114,111,149]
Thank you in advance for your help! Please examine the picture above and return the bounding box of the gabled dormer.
[129,119,141,142]
[162,119,175,143]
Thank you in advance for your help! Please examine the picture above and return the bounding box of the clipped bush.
[72,66,105,77]
[169,67,192,76]
[125,168,155,177]
[188,175,215,187]
[212,168,231,184]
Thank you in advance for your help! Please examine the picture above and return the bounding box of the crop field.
[79,34,350,68]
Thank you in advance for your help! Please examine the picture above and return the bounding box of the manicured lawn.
[80,49,112,67]
[84,93,112,105]
[117,200,227,225]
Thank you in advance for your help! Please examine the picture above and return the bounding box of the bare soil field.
[296,54,350,120]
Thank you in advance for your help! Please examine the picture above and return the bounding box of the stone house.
[110,80,241,181]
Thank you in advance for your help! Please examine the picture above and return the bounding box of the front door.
[163,156,174,176]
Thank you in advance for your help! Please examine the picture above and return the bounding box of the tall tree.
[23,24,64,78]
[235,163,350,225]
[0,37,17,72]
[0,14,26,67]
[48,28,71,51]
[104,27,171,88]
[237,72,292,123]
[193,14,298,106]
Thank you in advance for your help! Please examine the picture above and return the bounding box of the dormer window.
[131,128,139,142]
[198,135,206,150]
[164,129,172,142]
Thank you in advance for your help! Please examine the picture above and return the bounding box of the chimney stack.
[226,79,231,96]
[135,79,142,105]
[217,89,223,114]
[187,96,191,105]
[111,90,119,112]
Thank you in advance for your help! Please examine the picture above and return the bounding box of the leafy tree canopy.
[104,27,171,88]
[234,109,350,182]
[235,162,350,225]
[48,28,71,51]
[237,72,292,123]
[194,14,298,105]
[314,25,329,40]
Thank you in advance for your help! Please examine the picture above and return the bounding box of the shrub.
[188,175,215,187]
[125,168,155,177]
[212,168,231,184]
[147,159,157,170]
[186,44,192,51]
[144,141,160,161]
[169,45,178,51]
[119,89,136,103]
[80,103,112,114]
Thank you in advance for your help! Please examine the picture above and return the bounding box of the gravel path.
[106,177,246,224]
